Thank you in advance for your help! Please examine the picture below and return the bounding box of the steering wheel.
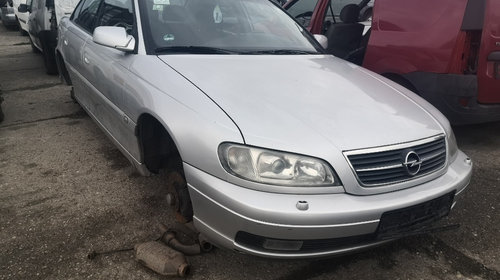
[113,22,133,34]
[294,11,313,19]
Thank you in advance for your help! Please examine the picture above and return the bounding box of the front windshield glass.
[139,0,321,54]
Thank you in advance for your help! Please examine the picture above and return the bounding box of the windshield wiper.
[241,49,319,55]
[154,46,238,55]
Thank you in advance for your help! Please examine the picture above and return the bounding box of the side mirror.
[93,26,135,52]
[313,34,328,49]
[18,4,29,13]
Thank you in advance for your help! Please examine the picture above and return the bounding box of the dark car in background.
[1,0,18,28]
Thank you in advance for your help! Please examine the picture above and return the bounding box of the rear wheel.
[43,51,58,75]
[41,41,58,75]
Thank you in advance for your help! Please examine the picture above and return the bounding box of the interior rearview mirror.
[93,26,135,53]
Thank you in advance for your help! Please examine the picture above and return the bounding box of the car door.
[65,0,101,115]
[27,0,41,49]
[80,0,139,158]
[477,0,500,103]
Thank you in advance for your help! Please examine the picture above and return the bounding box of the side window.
[95,0,134,34]
[285,0,320,28]
[70,0,84,21]
[73,0,102,33]
[30,0,38,10]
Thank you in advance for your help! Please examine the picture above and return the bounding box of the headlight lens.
[219,143,340,186]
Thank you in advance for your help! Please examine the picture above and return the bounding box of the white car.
[57,0,472,258]
[17,0,78,74]
[12,0,29,34]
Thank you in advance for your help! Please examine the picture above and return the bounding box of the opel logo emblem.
[403,151,422,176]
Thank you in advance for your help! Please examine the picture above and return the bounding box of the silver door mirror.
[93,26,135,52]
[313,34,328,49]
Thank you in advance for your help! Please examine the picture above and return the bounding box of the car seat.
[325,4,364,59]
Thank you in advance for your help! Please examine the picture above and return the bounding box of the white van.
[18,0,78,74]
[13,0,29,35]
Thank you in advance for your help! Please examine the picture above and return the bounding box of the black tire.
[43,50,58,75]
[41,40,58,75]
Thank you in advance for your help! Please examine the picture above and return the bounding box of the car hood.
[159,55,443,155]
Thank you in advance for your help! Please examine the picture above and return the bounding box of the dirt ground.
[0,23,499,280]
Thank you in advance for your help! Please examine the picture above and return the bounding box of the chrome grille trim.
[344,135,447,187]
[356,163,403,172]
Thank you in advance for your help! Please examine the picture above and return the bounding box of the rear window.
[461,0,485,31]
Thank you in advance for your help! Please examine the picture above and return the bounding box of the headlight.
[218,143,340,187]
[447,129,458,159]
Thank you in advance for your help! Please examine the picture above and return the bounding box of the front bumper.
[186,150,472,258]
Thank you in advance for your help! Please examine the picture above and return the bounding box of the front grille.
[346,136,446,186]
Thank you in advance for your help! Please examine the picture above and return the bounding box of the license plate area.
[377,191,455,239]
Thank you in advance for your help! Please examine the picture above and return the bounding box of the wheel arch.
[136,112,184,174]
[135,112,194,221]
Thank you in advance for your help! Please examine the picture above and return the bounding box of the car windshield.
[139,0,321,54]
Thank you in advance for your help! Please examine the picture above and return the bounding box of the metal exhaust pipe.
[135,241,190,277]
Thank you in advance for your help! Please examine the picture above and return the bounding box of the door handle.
[487,51,500,61]
[84,57,90,64]
[487,52,500,79]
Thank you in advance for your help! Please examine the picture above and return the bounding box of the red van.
[284,0,500,124]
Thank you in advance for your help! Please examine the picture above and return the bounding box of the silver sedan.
[56,0,472,258]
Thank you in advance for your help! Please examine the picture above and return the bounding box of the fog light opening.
[262,239,303,251]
